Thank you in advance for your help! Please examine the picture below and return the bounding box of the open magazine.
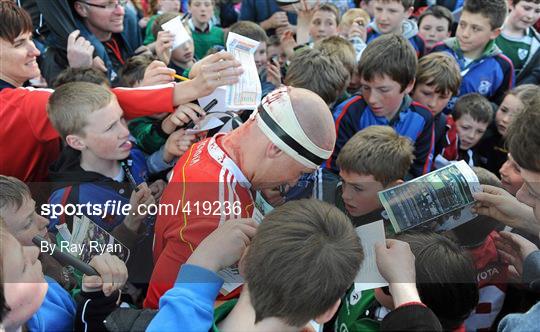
[68,215,130,263]
[378,161,481,233]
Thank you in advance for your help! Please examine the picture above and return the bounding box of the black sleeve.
[491,56,515,105]
[380,304,443,331]
[410,113,435,177]
[325,101,361,173]
[75,290,119,332]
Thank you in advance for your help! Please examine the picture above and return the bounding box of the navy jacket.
[431,38,514,109]
[325,95,434,178]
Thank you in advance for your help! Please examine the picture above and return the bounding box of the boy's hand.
[140,60,175,87]
[280,30,298,59]
[82,253,128,296]
[164,129,197,162]
[191,52,243,96]
[494,231,539,280]
[67,30,94,69]
[149,179,167,202]
[264,11,289,29]
[473,185,540,235]
[267,61,282,88]
[170,103,206,128]
[124,183,154,232]
[375,239,416,284]
[155,30,175,65]
[349,19,367,41]
[375,239,420,307]
[187,218,258,272]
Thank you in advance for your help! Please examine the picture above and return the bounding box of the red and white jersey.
[145,135,255,309]
[465,231,509,331]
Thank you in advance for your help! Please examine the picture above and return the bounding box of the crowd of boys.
[1,0,540,330]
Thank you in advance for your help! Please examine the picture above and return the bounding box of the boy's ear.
[66,134,86,151]
[405,6,414,18]
[73,1,88,18]
[489,27,502,40]
[386,179,404,189]
[404,78,416,95]
[314,299,341,324]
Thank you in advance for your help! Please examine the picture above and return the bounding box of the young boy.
[149,199,364,331]
[292,3,341,53]
[431,0,514,106]
[284,47,350,106]
[496,0,540,85]
[436,93,493,168]
[326,126,414,227]
[417,5,453,50]
[313,36,357,106]
[367,0,426,56]
[152,12,196,77]
[334,231,479,331]
[412,52,462,158]
[325,34,434,179]
[188,0,224,60]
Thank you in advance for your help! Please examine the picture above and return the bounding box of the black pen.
[32,235,99,276]
[185,98,218,129]
[121,160,139,192]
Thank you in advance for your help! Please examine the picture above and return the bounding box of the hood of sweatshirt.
[370,19,419,39]
[444,37,501,59]
[48,147,113,189]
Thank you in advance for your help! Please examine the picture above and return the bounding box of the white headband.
[253,87,333,168]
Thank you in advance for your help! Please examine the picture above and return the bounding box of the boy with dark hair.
[436,93,493,168]
[327,126,414,227]
[150,199,364,331]
[53,67,110,88]
[417,5,453,50]
[335,231,479,331]
[284,48,350,106]
[367,0,426,56]
[188,0,225,60]
[412,52,462,158]
[325,34,434,178]
[496,0,540,85]
[431,0,514,106]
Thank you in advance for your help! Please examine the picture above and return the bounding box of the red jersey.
[464,231,509,331]
[0,84,174,182]
[144,135,255,309]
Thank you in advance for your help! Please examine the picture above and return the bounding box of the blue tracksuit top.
[325,94,434,178]
[430,38,514,110]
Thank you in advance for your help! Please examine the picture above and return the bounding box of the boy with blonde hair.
[326,126,414,227]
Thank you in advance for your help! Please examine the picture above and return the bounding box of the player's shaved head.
[288,87,336,151]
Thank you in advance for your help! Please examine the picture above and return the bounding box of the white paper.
[218,264,243,294]
[185,116,224,134]
[161,16,191,50]
[225,33,262,110]
[354,220,389,291]
[198,86,227,114]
